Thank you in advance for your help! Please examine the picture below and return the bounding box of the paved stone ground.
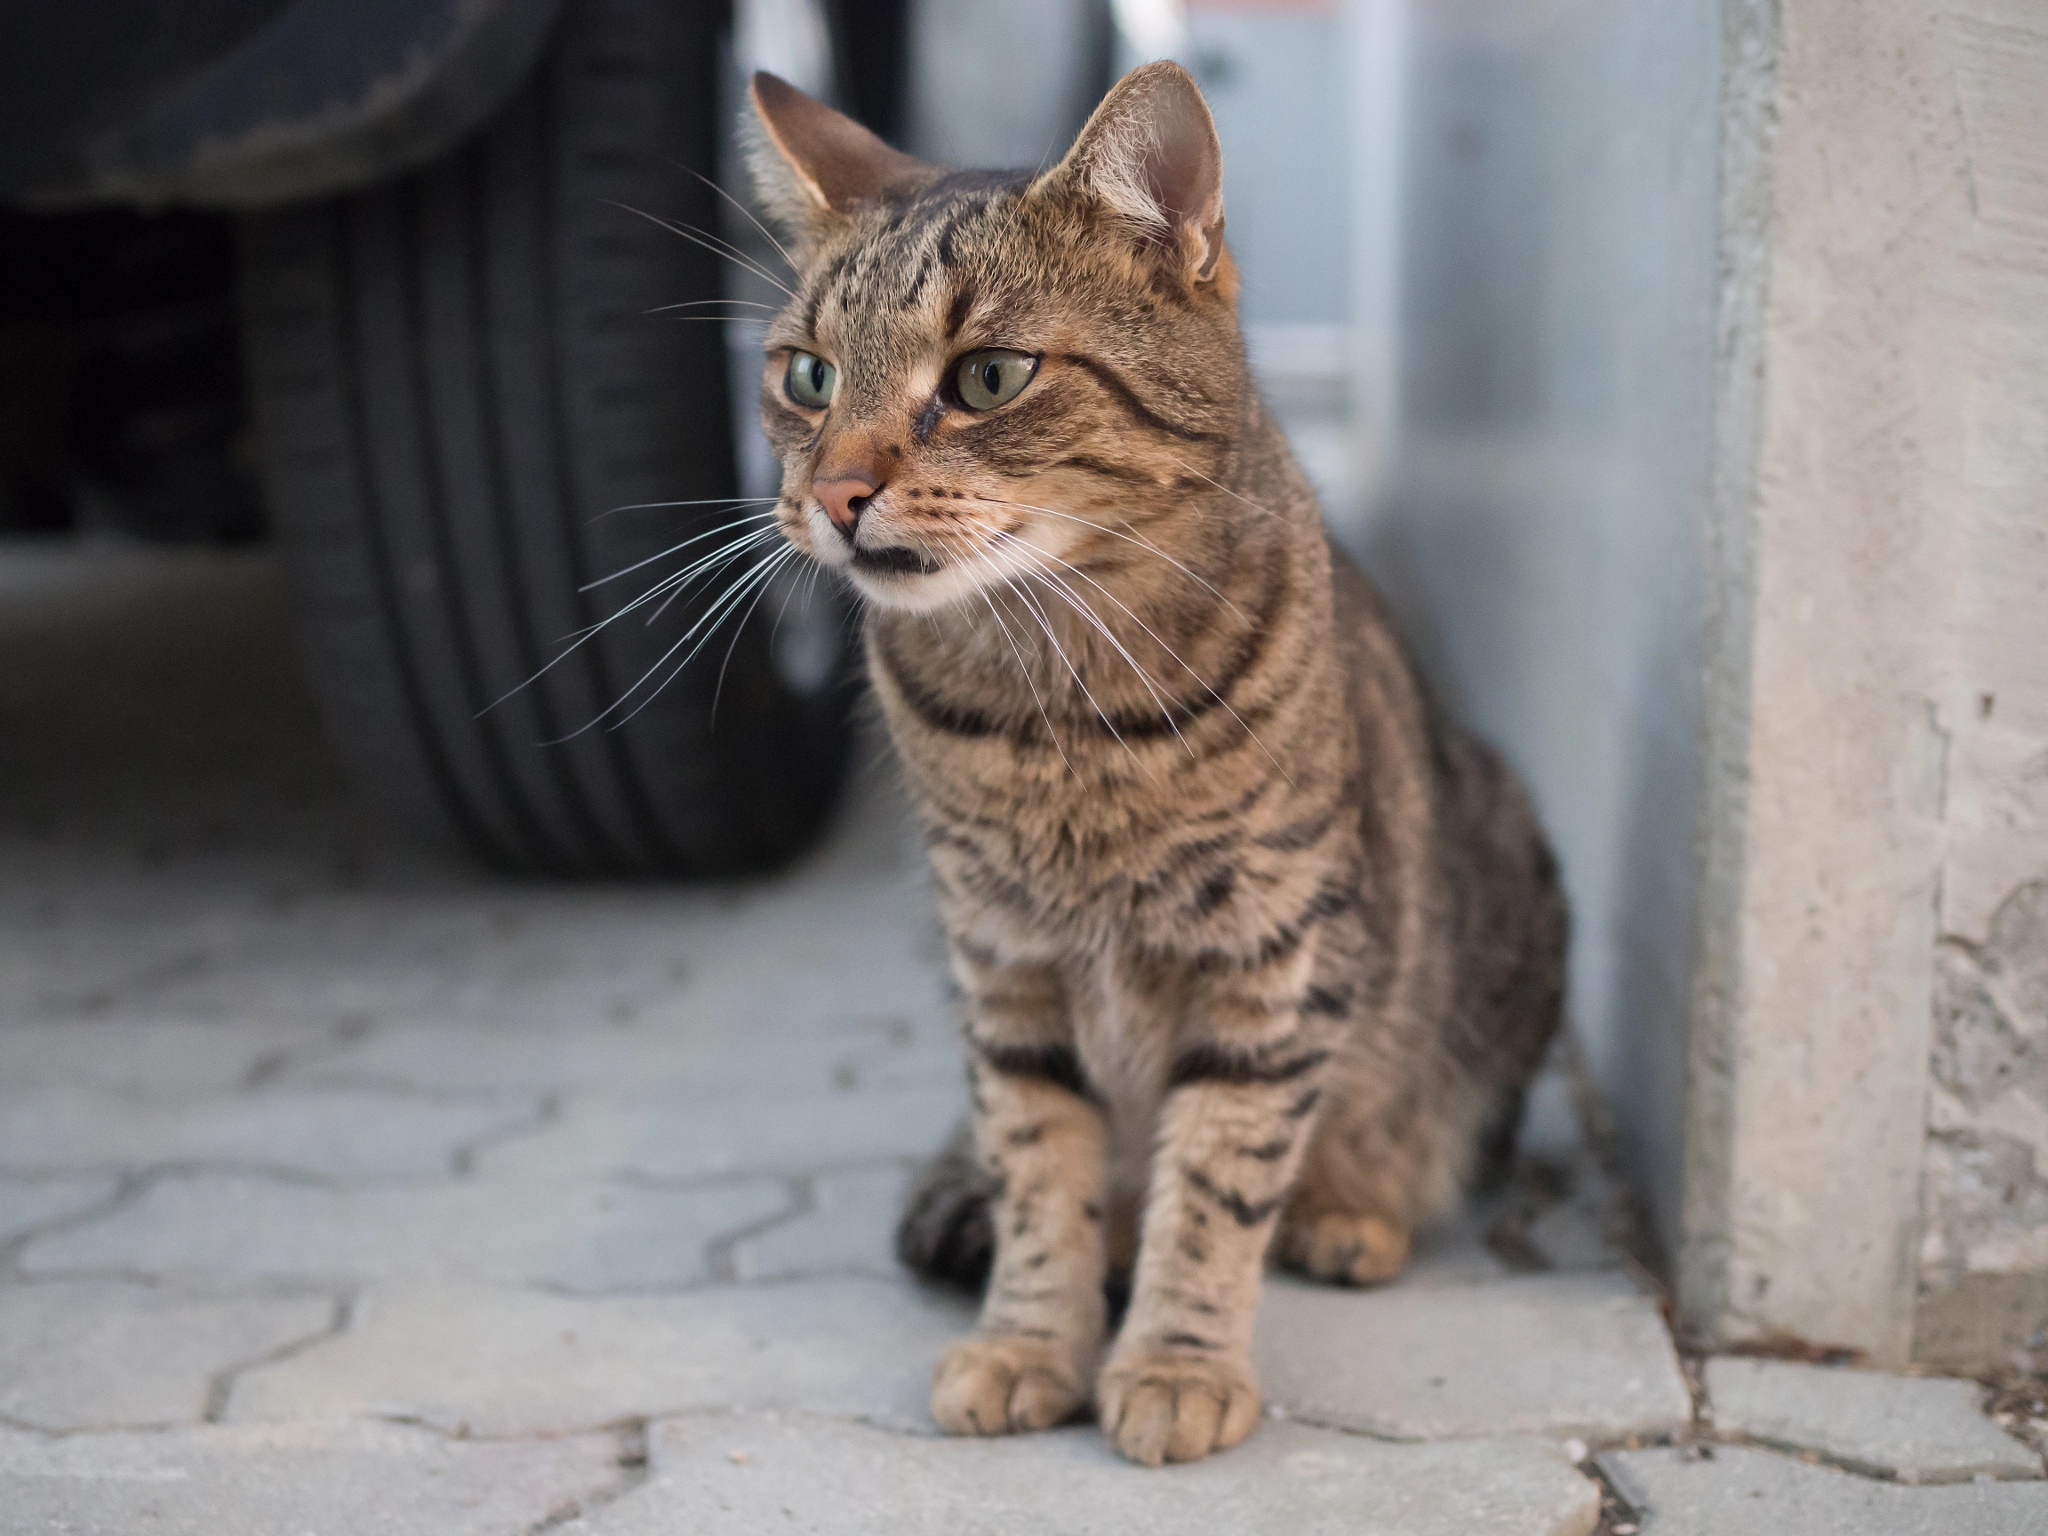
[1,545,2043,1534]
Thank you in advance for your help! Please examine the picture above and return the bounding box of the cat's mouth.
[849,543,945,579]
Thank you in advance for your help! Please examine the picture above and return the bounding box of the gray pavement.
[1,544,2042,1533]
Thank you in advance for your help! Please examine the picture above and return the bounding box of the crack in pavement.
[202,1291,354,1424]
[241,1010,379,1089]
[451,1093,563,1178]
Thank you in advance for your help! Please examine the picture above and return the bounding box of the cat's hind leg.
[1274,1080,1470,1287]
[1275,1207,1411,1285]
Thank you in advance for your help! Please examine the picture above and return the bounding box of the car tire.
[238,0,852,876]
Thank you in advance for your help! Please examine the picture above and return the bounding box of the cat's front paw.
[1096,1348,1262,1467]
[931,1335,1089,1436]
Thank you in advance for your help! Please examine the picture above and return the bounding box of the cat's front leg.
[1098,950,1330,1465]
[931,946,1108,1437]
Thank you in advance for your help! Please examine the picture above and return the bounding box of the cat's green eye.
[786,351,837,409]
[954,349,1037,411]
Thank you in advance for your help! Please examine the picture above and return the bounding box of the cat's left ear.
[747,73,931,248]
[1032,61,1227,284]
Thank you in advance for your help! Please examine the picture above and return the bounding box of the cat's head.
[747,63,1245,614]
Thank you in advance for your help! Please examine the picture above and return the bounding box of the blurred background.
[0,0,1694,1251]
[2,0,2043,1377]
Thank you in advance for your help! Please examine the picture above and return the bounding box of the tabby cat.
[746,62,1566,1466]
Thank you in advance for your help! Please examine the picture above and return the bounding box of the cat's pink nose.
[814,473,881,537]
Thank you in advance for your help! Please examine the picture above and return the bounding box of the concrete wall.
[1682,0,2048,1368]
[1373,0,2046,1369]
[1364,0,1723,1258]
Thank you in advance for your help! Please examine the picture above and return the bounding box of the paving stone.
[1254,1271,1691,1440]
[296,1012,954,1099]
[851,1038,975,1089]
[729,1168,911,1280]
[483,1085,964,1181]
[0,1085,533,1179]
[0,1017,343,1097]
[0,1419,622,1535]
[1703,1357,2042,1482]
[0,1174,119,1245]
[1602,1443,2048,1535]
[562,1412,1601,1536]
[228,1276,974,1436]
[0,1281,334,1430]
[18,1173,790,1291]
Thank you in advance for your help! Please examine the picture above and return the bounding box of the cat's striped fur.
[748,63,1566,1466]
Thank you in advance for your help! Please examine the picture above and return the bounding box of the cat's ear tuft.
[746,73,931,247]
[1034,62,1227,284]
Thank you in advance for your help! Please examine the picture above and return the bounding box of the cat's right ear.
[746,73,930,249]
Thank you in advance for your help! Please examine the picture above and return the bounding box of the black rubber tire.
[238,0,852,876]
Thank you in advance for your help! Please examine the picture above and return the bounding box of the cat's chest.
[916,758,1206,931]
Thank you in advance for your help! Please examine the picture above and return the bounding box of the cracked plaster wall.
[1920,888,2048,1366]
[1907,0,2048,1370]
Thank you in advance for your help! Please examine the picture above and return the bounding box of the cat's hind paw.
[931,1335,1089,1436]
[1278,1211,1411,1286]
[1097,1350,1261,1467]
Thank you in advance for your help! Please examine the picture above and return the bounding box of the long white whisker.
[980,545,1148,777]
[1166,456,1286,524]
[623,544,804,730]
[589,494,781,524]
[660,158,802,275]
[617,200,795,296]
[580,510,785,591]
[489,518,790,714]
[919,524,1080,780]
[556,542,798,739]
[643,298,781,314]
[963,495,1249,625]
[993,534,1193,760]
[643,525,788,624]
[711,545,806,723]
[981,579,1078,781]
[999,530,1291,784]
[605,201,796,298]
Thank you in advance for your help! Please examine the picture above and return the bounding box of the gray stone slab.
[1602,1443,2048,1535]
[296,1012,953,1099]
[0,1174,119,1244]
[18,1173,790,1291]
[562,1413,1600,1536]
[483,1084,964,1181]
[729,1167,911,1280]
[1703,1357,2042,1482]
[0,1281,334,1431]
[0,1419,622,1535]
[228,1276,975,1436]
[0,1085,532,1179]
[0,1017,342,1097]
[1254,1271,1691,1441]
